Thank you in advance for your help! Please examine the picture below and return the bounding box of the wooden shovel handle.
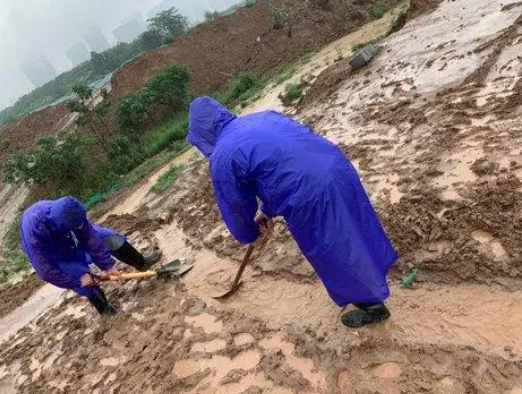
[230,245,255,287]
[100,271,158,281]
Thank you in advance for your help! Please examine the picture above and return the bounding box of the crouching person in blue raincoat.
[187,96,398,328]
[20,196,162,316]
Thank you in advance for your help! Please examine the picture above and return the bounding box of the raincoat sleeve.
[26,239,81,289]
[76,220,115,271]
[211,158,260,244]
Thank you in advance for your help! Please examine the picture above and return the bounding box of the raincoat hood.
[187,96,236,158]
[49,196,87,232]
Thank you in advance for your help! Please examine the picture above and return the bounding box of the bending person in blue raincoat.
[20,196,162,316]
[187,96,398,328]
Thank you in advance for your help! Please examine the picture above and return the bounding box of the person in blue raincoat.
[20,196,162,316]
[187,96,398,328]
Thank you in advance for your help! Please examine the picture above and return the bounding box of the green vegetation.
[284,82,305,101]
[270,6,288,30]
[352,0,411,53]
[141,117,188,158]
[124,150,183,188]
[147,8,189,38]
[3,132,95,196]
[117,92,151,137]
[152,164,185,193]
[204,11,221,21]
[144,66,190,111]
[370,3,387,19]
[245,0,256,8]
[401,268,418,289]
[0,214,30,284]
[67,85,112,153]
[215,73,261,107]
[0,7,189,130]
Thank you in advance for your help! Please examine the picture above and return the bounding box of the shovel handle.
[230,245,255,287]
[97,271,158,282]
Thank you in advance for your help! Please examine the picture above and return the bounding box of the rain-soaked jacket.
[187,96,398,306]
[20,197,116,292]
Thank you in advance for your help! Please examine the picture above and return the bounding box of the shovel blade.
[212,280,243,299]
[156,260,194,277]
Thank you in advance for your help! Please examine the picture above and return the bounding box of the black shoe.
[111,241,162,272]
[341,303,390,328]
[143,250,163,270]
[87,288,118,316]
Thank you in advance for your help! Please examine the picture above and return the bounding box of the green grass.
[84,182,122,211]
[152,164,185,193]
[371,4,387,19]
[0,214,30,284]
[124,150,182,188]
[215,73,261,107]
[141,116,188,158]
[244,0,255,8]
[284,83,305,101]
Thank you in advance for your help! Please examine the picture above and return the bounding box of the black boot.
[87,288,118,316]
[341,303,390,328]
[111,241,162,272]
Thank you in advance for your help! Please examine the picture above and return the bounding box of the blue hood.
[187,96,236,157]
[49,196,87,232]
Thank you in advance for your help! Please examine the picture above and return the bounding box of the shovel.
[95,259,194,282]
[212,245,255,299]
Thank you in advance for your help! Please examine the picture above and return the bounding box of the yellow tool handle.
[107,271,158,281]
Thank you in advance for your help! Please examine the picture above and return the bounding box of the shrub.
[152,165,185,193]
[284,83,304,101]
[217,73,260,105]
[144,66,190,111]
[117,92,151,136]
[271,6,288,30]
[370,4,387,19]
[3,132,95,196]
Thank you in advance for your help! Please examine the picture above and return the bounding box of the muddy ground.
[4,0,522,393]
[0,275,42,319]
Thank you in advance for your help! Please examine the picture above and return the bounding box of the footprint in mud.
[185,313,223,334]
[472,230,507,260]
[372,362,403,379]
[437,377,465,394]
[190,338,227,353]
[234,333,255,346]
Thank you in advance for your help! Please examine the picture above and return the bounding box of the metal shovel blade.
[156,259,195,277]
[212,245,254,300]
[212,281,243,300]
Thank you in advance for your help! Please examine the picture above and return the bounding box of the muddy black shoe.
[111,241,162,272]
[142,249,163,271]
[88,289,118,316]
[341,303,390,328]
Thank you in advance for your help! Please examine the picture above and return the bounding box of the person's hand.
[106,267,121,277]
[255,231,271,248]
[255,212,274,235]
[80,273,94,288]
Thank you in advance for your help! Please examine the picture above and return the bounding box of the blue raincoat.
[187,97,398,306]
[20,197,122,297]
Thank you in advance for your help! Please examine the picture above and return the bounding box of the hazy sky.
[0,0,239,110]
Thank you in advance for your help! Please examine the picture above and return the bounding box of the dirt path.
[3,1,522,393]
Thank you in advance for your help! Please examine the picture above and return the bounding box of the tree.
[139,29,164,51]
[117,92,151,136]
[205,11,221,21]
[144,66,190,111]
[90,51,114,75]
[147,8,189,38]
[4,132,95,195]
[67,84,112,153]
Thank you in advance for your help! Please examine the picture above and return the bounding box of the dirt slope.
[111,0,404,98]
